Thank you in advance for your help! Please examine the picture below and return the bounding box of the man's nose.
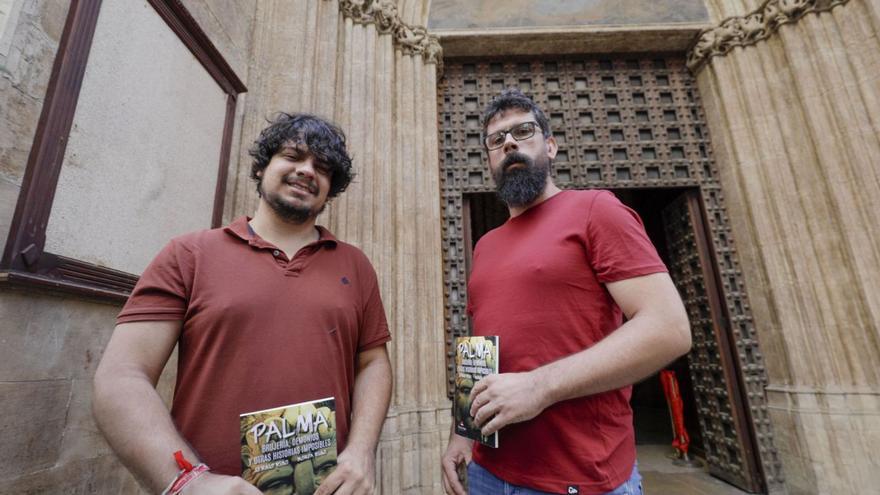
[295,157,317,177]
[501,133,519,153]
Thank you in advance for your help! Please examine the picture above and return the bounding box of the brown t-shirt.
[117,217,391,475]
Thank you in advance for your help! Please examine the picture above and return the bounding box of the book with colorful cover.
[454,335,499,448]
[240,397,337,494]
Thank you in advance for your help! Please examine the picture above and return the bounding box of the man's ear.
[545,134,558,160]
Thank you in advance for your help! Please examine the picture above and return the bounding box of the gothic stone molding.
[336,0,443,65]
[687,0,851,71]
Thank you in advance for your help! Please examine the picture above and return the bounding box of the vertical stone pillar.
[690,1,880,492]
[230,1,448,492]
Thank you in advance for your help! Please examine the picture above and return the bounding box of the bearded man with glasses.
[441,89,692,495]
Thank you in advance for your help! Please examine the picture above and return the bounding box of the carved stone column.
[231,1,448,493]
[689,1,880,493]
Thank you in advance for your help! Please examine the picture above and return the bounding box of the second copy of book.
[454,335,500,448]
[240,397,337,494]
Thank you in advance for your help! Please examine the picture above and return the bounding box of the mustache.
[499,151,534,172]
[285,176,318,194]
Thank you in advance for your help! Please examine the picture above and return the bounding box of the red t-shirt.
[467,190,667,494]
[117,217,390,475]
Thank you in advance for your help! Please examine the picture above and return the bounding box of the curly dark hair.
[480,88,552,148]
[249,112,355,198]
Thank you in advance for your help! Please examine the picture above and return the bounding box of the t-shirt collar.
[223,216,338,249]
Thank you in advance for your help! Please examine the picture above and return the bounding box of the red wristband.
[161,451,209,495]
[174,450,194,471]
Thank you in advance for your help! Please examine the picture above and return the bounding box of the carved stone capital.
[336,0,443,67]
[687,0,850,72]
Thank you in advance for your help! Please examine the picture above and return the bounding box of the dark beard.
[260,183,325,224]
[492,151,550,207]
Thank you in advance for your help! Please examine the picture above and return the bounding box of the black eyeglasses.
[484,121,540,150]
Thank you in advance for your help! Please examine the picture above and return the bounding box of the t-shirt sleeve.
[356,257,391,352]
[585,191,668,283]
[116,238,193,324]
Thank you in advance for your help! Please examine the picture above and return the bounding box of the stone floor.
[637,444,750,495]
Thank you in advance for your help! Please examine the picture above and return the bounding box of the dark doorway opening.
[463,188,706,462]
[613,188,703,458]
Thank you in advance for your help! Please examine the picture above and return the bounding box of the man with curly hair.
[94,113,392,495]
[441,90,691,495]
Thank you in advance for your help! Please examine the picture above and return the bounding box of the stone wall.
[691,0,880,493]
[0,0,256,492]
[428,0,709,29]
[227,1,448,492]
[429,0,709,58]
[0,292,150,493]
[0,0,65,249]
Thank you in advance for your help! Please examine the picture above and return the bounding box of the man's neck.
[508,180,562,218]
[249,202,320,258]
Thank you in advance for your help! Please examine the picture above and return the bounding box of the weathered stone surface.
[37,0,67,41]
[179,0,256,82]
[0,454,144,494]
[436,25,707,58]
[0,177,18,249]
[696,0,880,492]
[764,387,880,493]
[57,378,112,465]
[0,290,178,484]
[0,292,121,381]
[428,0,709,29]
[0,379,71,477]
[0,0,68,183]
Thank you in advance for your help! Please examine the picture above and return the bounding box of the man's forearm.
[346,346,392,454]
[93,370,198,493]
[535,309,690,405]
